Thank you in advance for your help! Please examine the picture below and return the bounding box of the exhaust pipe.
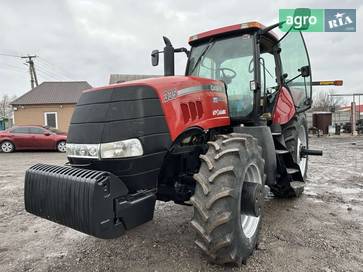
[163,36,175,76]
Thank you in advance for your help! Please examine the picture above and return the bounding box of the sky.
[0,0,362,103]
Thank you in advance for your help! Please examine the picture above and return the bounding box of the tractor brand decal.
[212,96,225,103]
[212,109,227,116]
[163,84,225,102]
[177,84,225,97]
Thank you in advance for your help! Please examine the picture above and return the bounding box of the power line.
[37,56,73,80]
[36,61,70,80]
[0,66,25,75]
[0,62,26,72]
[0,53,74,85]
[36,67,63,81]
[0,53,21,58]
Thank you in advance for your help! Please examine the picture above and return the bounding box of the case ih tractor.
[25,21,323,265]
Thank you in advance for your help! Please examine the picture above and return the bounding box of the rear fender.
[272,87,296,125]
[233,126,276,186]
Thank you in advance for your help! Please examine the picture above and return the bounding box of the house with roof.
[11,81,92,132]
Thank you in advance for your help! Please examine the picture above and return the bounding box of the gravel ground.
[0,136,362,272]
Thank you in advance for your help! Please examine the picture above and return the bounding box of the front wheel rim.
[240,163,262,239]
[58,142,66,152]
[2,142,13,152]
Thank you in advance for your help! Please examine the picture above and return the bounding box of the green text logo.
[279,9,324,32]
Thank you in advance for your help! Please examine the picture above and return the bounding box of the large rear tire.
[190,133,265,266]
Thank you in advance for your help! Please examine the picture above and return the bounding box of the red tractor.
[25,21,323,265]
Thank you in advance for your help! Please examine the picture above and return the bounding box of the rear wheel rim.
[240,163,262,239]
[58,141,66,152]
[2,142,13,152]
[297,125,307,176]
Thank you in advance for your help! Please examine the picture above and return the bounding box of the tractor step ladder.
[270,126,305,197]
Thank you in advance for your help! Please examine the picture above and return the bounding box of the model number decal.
[212,109,227,116]
[163,89,177,102]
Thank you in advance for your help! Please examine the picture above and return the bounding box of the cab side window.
[198,57,215,79]
[278,31,312,111]
[220,56,255,117]
[260,52,277,94]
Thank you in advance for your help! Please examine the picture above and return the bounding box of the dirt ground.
[0,136,362,272]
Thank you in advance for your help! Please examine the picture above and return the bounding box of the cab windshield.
[187,35,255,118]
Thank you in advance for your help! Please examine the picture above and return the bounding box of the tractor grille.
[66,85,172,192]
[68,85,170,146]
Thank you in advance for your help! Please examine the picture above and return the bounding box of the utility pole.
[21,55,38,89]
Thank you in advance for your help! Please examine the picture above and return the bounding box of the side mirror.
[151,50,159,66]
[152,36,188,76]
[44,132,51,136]
[299,65,310,77]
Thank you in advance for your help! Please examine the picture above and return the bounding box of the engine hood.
[66,75,230,191]
[91,75,225,99]
[68,75,229,146]
[87,76,229,139]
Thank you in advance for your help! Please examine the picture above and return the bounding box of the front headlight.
[66,143,100,159]
[100,139,143,159]
[66,139,143,159]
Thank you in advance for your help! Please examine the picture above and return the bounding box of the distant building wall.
[332,111,351,124]
[307,110,361,128]
[13,104,75,132]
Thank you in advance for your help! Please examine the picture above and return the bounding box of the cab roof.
[188,21,278,45]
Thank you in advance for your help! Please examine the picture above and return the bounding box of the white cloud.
[0,0,362,98]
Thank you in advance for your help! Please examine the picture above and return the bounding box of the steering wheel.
[217,67,237,83]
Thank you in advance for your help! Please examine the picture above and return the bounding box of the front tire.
[190,133,265,265]
[56,141,66,152]
[282,114,308,178]
[1,141,15,153]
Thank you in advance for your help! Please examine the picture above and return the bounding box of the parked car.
[0,125,67,153]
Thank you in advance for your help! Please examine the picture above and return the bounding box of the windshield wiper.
[189,40,215,75]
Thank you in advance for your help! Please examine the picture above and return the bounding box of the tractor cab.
[186,22,312,124]
[154,21,312,125]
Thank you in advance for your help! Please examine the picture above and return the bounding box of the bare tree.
[0,94,16,118]
[312,91,344,112]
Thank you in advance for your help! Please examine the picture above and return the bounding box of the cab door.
[277,31,312,112]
